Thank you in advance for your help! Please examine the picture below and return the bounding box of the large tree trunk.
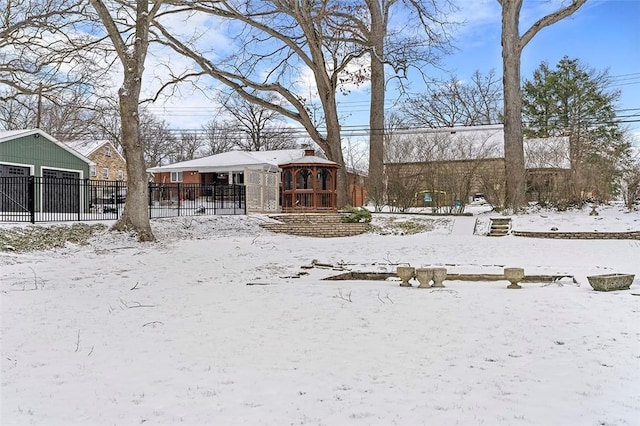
[111,71,155,241]
[324,110,350,208]
[90,0,157,242]
[367,0,387,208]
[499,0,587,211]
[501,1,526,211]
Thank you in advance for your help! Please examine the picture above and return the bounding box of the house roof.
[147,149,309,173]
[524,137,570,169]
[386,124,570,169]
[0,128,95,166]
[64,139,126,162]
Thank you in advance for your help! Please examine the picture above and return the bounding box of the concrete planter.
[587,273,634,291]
[396,266,415,287]
[504,267,525,289]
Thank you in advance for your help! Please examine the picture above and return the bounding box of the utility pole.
[35,83,43,128]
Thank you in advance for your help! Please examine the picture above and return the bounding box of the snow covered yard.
[1,207,639,425]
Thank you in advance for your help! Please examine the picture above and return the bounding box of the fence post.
[212,183,216,215]
[78,178,85,222]
[28,176,35,224]
[177,183,181,216]
[115,180,120,220]
[242,185,246,214]
[148,182,152,219]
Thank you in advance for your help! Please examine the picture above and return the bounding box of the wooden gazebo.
[280,149,338,212]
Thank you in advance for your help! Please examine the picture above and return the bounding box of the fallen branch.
[119,298,156,309]
[382,252,401,265]
[143,321,164,327]
[333,290,352,303]
[430,288,459,296]
[311,259,334,269]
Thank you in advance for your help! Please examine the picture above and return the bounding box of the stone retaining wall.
[261,213,370,237]
[511,230,640,240]
[261,222,370,238]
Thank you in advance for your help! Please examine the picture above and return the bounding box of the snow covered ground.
[1,204,639,425]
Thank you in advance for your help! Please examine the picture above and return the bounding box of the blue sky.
[150,1,639,144]
[339,0,640,142]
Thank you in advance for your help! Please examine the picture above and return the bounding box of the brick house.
[384,124,570,208]
[147,148,366,213]
[65,140,127,182]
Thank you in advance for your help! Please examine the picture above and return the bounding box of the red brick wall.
[153,171,200,184]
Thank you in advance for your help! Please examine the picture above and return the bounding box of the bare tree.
[201,121,242,156]
[217,92,298,151]
[385,127,503,211]
[401,70,502,127]
[325,0,451,210]
[138,108,178,168]
[0,85,106,141]
[498,0,587,210]
[342,138,368,175]
[620,153,640,211]
[173,132,205,162]
[0,0,103,106]
[89,0,165,241]
[384,134,425,212]
[154,0,368,207]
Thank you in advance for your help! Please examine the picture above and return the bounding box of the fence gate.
[0,164,29,212]
[42,170,80,213]
[245,168,280,213]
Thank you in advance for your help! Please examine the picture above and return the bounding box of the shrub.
[342,205,372,223]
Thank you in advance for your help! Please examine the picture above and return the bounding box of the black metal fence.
[0,177,246,223]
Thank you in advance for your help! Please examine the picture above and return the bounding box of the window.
[317,168,331,190]
[105,146,112,157]
[90,166,97,177]
[283,170,293,190]
[117,170,124,181]
[102,168,109,179]
[232,172,244,185]
[296,168,312,189]
[171,171,183,182]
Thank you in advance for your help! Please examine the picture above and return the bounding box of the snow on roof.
[0,128,95,165]
[386,124,570,169]
[64,140,107,157]
[386,124,504,163]
[524,137,570,169]
[0,129,35,141]
[280,155,337,166]
[63,140,126,162]
[147,149,307,173]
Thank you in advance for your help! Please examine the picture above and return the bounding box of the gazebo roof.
[280,155,338,168]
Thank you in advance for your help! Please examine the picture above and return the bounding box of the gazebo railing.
[282,190,336,212]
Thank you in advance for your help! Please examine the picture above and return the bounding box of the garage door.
[42,169,80,213]
[0,164,30,212]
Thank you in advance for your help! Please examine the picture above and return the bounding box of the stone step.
[490,218,512,224]
[487,217,512,237]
